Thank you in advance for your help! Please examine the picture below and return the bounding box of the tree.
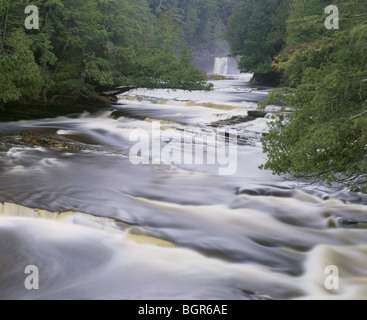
[226,0,289,74]
[260,0,367,191]
[0,0,211,106]
[126,13,211,90]
[0,1,42,103]
[148,0,233,54]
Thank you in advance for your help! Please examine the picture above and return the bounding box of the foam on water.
[0,74,367,300]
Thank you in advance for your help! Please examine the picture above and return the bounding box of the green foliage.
[226,0,290,74]
[0,0,210,105]
[147,0,233,54]
[0,30,42,103]
[127,14,211,90]
[260,0,367,189]
[285,0,330,45]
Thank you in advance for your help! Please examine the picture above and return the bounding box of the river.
[0,74,366,300]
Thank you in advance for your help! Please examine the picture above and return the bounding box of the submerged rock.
[211,116,250,128]
[237,186,294,198]
[247,111,267,120]
[19,131,97,152]
[335,218,367,229]
[211,110,269,128]
[327,217,367,229]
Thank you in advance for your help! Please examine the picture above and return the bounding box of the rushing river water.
[0,74,366,300]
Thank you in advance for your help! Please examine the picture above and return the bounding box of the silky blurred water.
[0,74,366,300]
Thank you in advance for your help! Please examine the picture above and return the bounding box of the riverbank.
[0,91,127,122]
[0,73,278,123]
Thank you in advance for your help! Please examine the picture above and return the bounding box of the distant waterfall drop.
[213,57,229,75]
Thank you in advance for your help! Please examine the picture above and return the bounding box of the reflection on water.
[0,74,366,300]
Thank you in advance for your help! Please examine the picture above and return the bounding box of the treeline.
[227,0,367,190]
[148,0,234,54]
[0,0,212,106]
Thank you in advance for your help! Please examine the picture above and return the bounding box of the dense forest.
[148,0,233,54]
[227,0,367,190]
[0,0,221,107]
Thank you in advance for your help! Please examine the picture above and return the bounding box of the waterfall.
[213,57,228,75]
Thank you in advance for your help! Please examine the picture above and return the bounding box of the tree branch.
[349,109,367,122]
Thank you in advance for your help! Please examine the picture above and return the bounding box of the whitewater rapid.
[0,74,366,300]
